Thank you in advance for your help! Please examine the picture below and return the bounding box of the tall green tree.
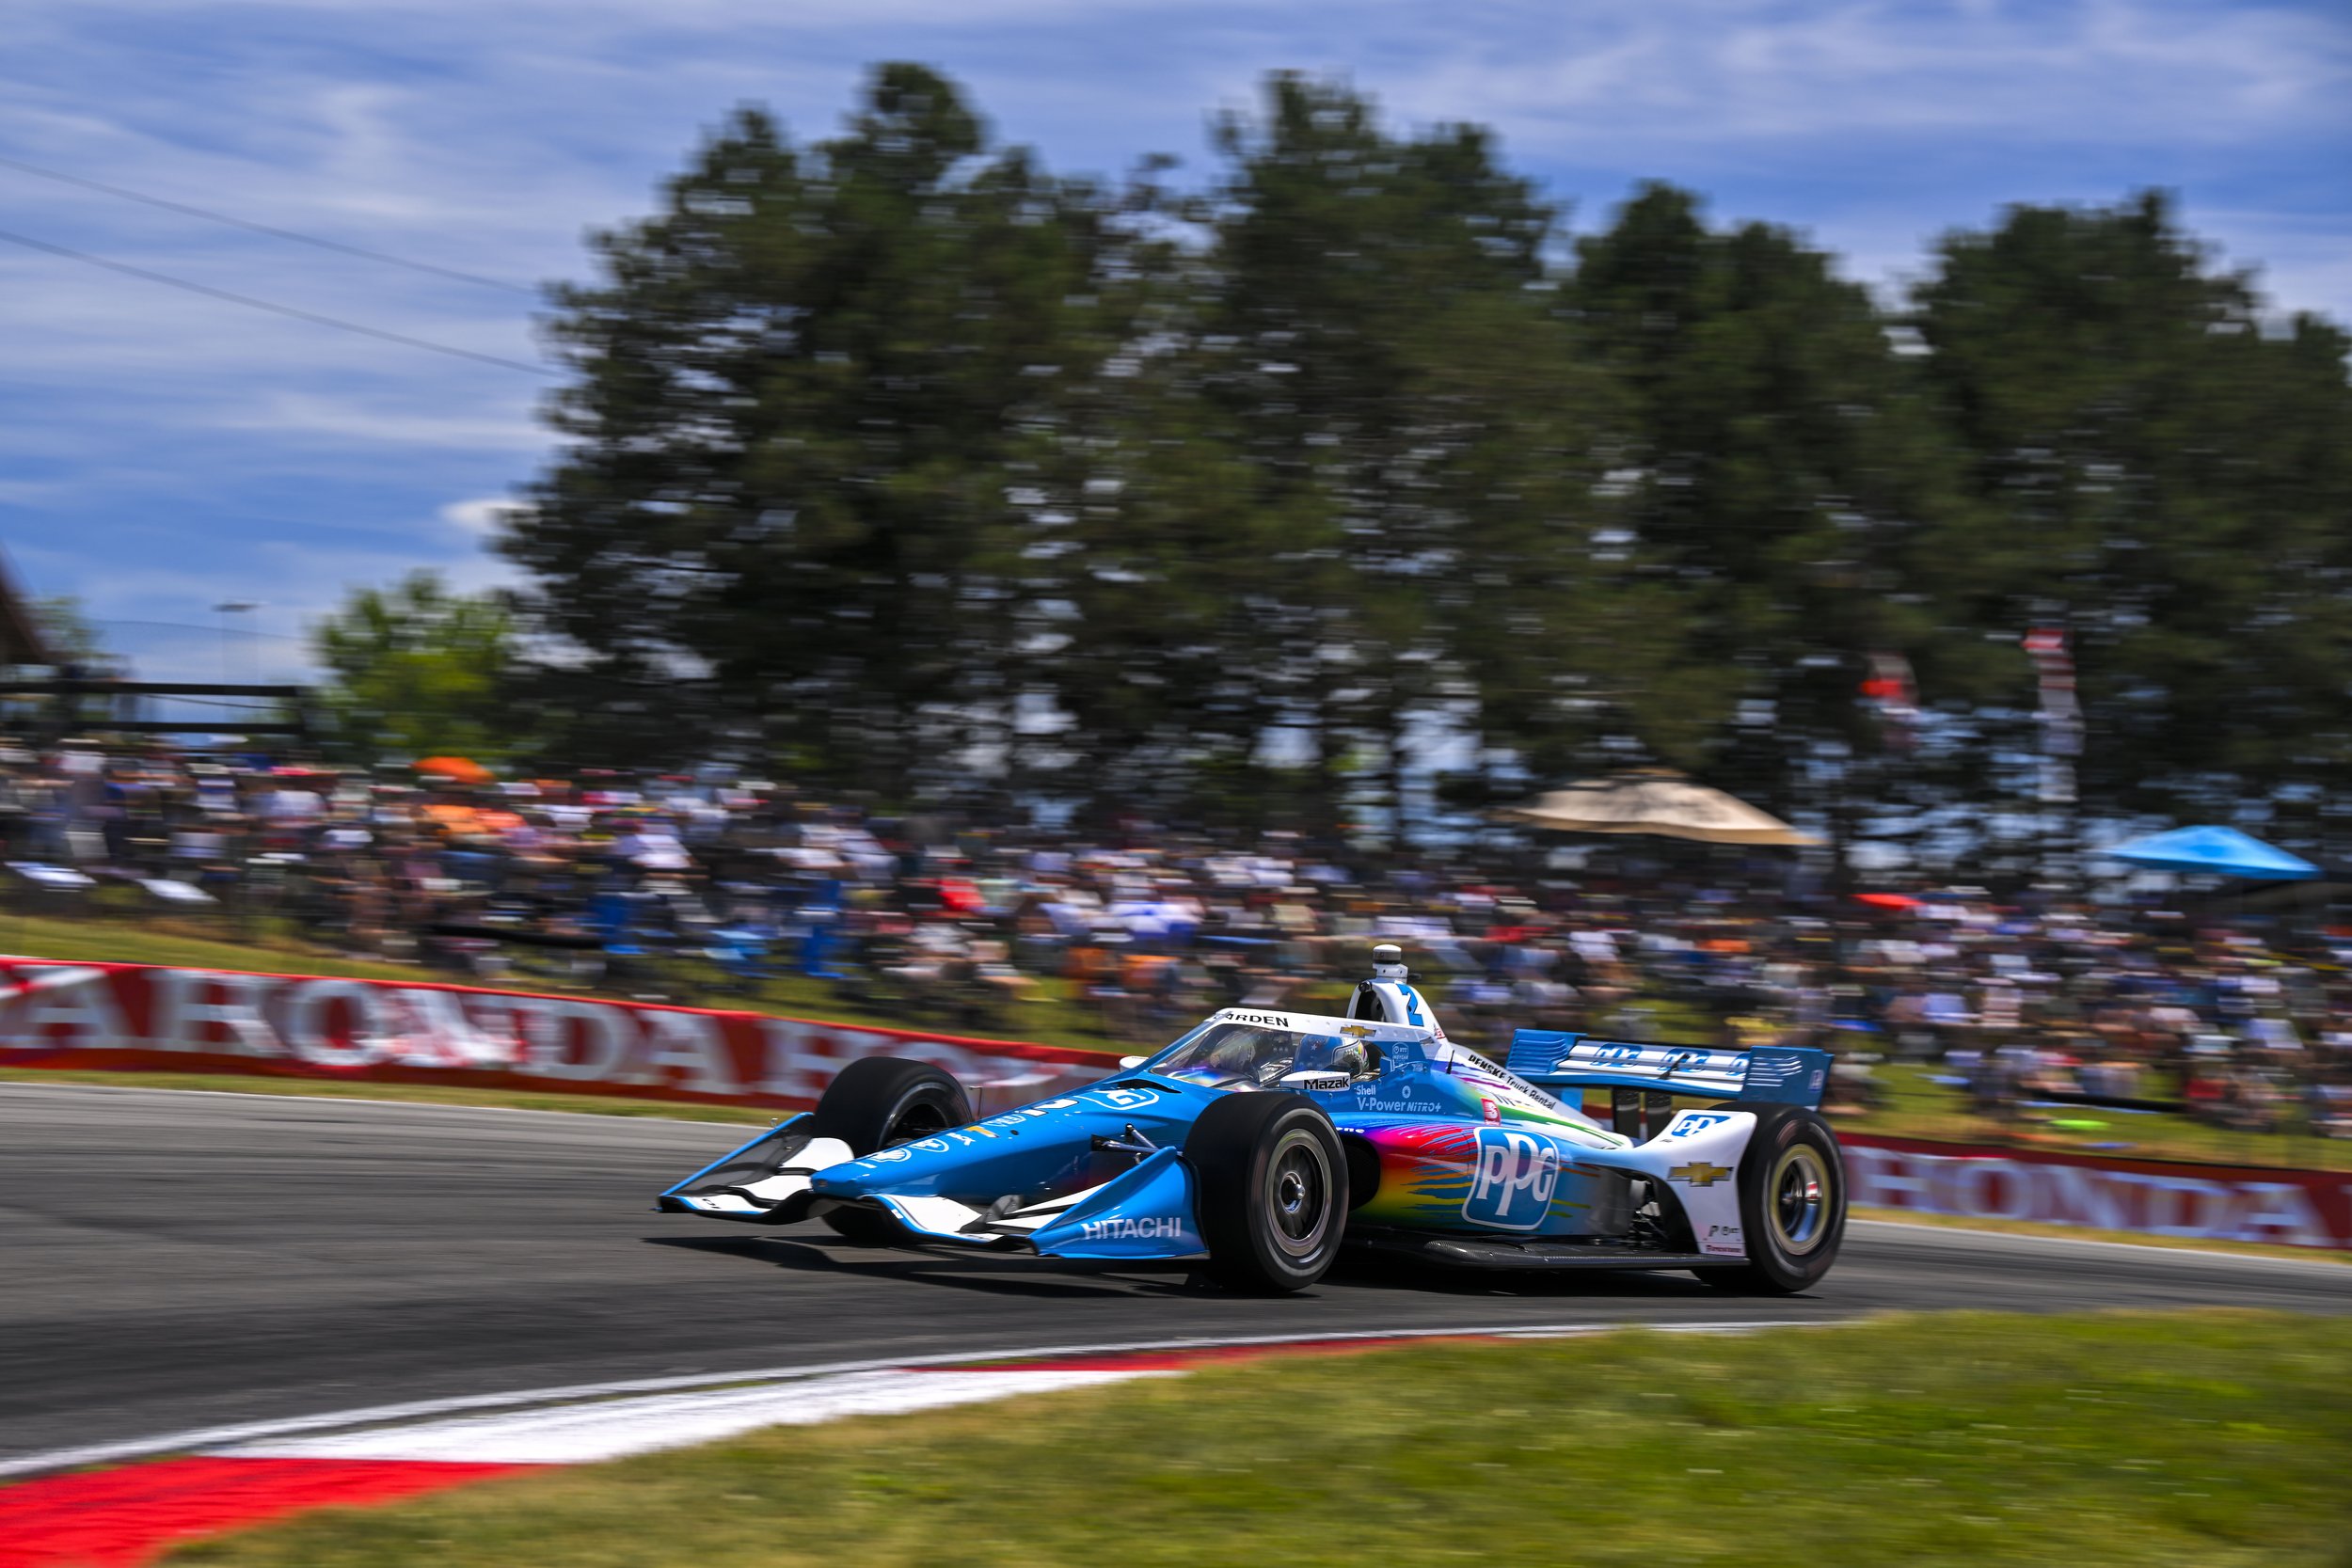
[1567,184,1973,816]
[1913,192,2352,825]
[1063,74,1614,830]
[28,595,122,676]
[507,64,1133,798]
[313,572,519,764]
[499,65,2352,846]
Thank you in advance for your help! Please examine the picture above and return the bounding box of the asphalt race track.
[4,1082,2346,1469]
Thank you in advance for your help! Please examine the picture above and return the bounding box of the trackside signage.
[0,958,1113,1115]
[1842,1132,2352,1251]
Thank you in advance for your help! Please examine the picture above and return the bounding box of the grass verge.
[0,909,1136,1052]
[1851,1060,2352,1173]
[0,911,432,984]
[0,1067,778,1125]
[170,1312,2352,1568]
[8,910,2350,1165]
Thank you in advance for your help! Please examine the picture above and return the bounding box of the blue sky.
[3,0,2346,682]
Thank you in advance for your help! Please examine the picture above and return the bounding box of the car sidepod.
[1343,1120,1633,1237]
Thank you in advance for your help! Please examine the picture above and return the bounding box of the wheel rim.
[1264,1128,1332,1259]
[1768,1144,1830,1255]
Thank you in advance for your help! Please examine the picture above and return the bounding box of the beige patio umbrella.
[1497,768,1820,847]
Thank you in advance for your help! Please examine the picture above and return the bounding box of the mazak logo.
[1464,1128,1561,1230]
[1077,1216,1184,1242]
[1085,1086,1160,1112]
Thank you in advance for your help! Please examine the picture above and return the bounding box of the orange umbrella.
[416,755,493,785]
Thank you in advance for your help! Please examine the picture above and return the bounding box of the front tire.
[807,1057,972,1244]
[1697,1102,1846,1293]
[1186,1093,1348,1292]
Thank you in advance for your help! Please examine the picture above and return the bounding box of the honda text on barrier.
[659,946,1847,1292]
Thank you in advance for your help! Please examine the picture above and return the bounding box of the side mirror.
[1119,1054,1146,1069]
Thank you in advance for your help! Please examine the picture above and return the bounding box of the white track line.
[0,1320,1813,1481]
[218,1370,1184,1465]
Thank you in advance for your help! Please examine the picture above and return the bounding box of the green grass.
[1850,1060,2352,1173]
[170,1312,2352,1568]
[0,1066,780,1124]
[0,910,433,984]
[0,908,1135,1053]
[8,908,2350,1168]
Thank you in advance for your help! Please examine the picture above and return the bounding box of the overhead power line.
[0,152,532,294]
[0,226,553,376]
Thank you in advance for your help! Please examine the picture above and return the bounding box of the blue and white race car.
[660,946,1846,1293]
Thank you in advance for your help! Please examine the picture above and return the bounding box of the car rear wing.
[1504,1030,1831,1111]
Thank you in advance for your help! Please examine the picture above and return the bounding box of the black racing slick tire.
[1186,1093,1348,1293]
[1698,1102,1846,1294]
[807,1056,972,1244]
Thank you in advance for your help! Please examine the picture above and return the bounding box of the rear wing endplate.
[1504,1031,1830,1111]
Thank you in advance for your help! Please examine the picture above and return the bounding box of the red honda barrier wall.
[1842,1132,2352,1250]
[0,958,1116,1117]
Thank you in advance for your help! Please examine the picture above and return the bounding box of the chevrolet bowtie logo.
[1340,1024,1376,1039]
[1670,1161,1731,1187]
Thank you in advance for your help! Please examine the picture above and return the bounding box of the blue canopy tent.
[2097,826,2319,881]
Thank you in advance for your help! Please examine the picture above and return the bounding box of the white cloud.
[0,0,2343,685]
[215,394,545,453]
[439,498,516,537]
[1379,0,2349,148]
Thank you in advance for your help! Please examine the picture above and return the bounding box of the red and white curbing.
[0,1322,1804,1566]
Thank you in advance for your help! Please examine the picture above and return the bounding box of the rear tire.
[1186,1094,1347,1293]
[1697,1103,1845,1293]
[807,1057,972,1244]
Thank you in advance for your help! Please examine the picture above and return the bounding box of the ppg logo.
[1665,1112,1732,1139]
[1464,1128,1561,1230]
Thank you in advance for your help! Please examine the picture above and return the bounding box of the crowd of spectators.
[4,739,2349,1140]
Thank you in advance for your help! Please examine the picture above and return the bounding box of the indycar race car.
[659,946,1846,1293]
